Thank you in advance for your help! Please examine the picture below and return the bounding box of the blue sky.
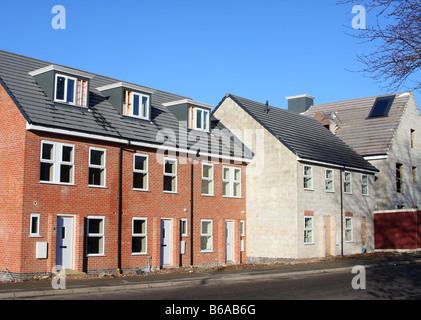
[1,0,419,108]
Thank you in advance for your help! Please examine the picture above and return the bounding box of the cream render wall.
[214,97,299,259]
[296,163,375,258]
[214,97,376,260]
[370,93,421,210]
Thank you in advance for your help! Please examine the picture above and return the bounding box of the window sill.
[131,253,149,256]
[86,254,106,257]
[29,235,42,238]
[222,196,242,199]
[122,114,150,121]
[304,188,314,191]
[88,185,108,189]
[200,250,215,253]
[54,100,88,108]
[39,181,76,186]
[163,191,178,194]
[188,128,210,133]
[133,188,150,192]
[201,194,215,197]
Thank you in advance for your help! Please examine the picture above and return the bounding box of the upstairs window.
[88,147,106,187]
[325,169,334,192]
[163,158,177,193]
[133,154,149,191]
[303,166,313,190]
[188,106,210,131]
[396,163,403,193]
[344,171,352,194]
[123,90,150,120]
[202,163,214,196]
[40,141,74,184]
[55,74,88,107]
[411,129,416,149]
[222,166,241,197]
[361,174,369,196]
[368,95,395,118]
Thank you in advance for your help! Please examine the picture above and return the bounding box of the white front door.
[56,216,73,269]
[160,220,172,266]
[225,221,233,261]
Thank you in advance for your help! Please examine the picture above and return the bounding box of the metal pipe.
[190,161,194,266]
[117,146,123,273]
[340,167,344,257]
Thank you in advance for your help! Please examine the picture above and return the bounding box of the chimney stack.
[286,94,315,114]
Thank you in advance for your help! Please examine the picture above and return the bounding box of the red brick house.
[0,51,251,280]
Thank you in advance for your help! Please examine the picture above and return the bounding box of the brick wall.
[0,82,27,274]
[374,210,421,249]
[0,107,247,277]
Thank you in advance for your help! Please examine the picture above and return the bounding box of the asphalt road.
[23,262,421,301]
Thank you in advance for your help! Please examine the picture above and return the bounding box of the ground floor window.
[30,213,41,237]
[201,219,213,252]
[87,216,105,256]
[345,217,353,242]
[304,216,313,244]
[132,218,147,254]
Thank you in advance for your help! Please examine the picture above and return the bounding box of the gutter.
[26,123,252,164]
[296,156,379,174]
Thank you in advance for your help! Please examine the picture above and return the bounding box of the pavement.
[1,251,421,299]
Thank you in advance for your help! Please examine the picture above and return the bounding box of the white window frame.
[86,216,105,256]
[303,165,313,190]
[344,171,352,194]
[123,90,150,120]
[181,219,188,237]
[304,216,314,244]
[361,174,369,196]
[54,73,88,107]
[40,141,75,185]
[201,163,214,196]
[325,169,334,192]
[240,220,246,236]
[345,217,353,242]
[200,219,213,252]
[132,217,148,255]
[133,154,149,191]
[163,157,177,193]
[222,166,242,198]
[189,106,210,132]
[30,213,41,237]
[88,147,107,187]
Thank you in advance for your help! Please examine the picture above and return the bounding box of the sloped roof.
[305,93,413,156]
[215,94,378,173]
[0,50,251,161]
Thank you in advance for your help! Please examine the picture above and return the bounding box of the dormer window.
[96,82,154,120]
[55,74,88,107]
[123,90,150,119]
[189,106,210,131]
[29,65,92,108]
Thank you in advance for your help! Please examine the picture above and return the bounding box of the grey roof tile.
[306,93,411,156]
[0,50,251,161]
[216,94,378,172]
